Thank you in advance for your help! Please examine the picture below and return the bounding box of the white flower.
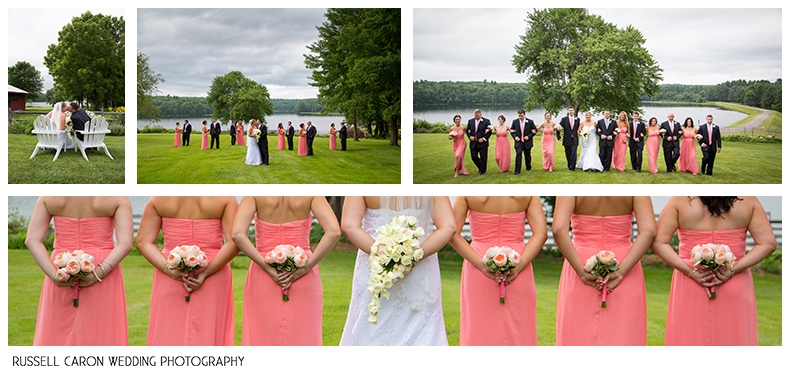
[53,252,70,268]
[406,216,418,227]
[583,256,597,272]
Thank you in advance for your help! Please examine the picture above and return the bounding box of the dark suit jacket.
[558,116,579,146]
[510,117,537,148]
[287,126,295,138]
[466,117,492,149]
[628,120,646,148]
[183,123,192,135]
[307,125,317,139]
[596,117,616,147]
[257,125,268,145]
[71,109,91,141]
[210,122,221,136]
[697,123,722,150]
[660,120,681,146]
[339,125,348,139]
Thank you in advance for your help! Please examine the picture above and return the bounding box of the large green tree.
[44,11,124,109]
[8,61,44,99]
[305,8,401,146]
[512,8,662,115]
[137,51,164,120]
[206,71,273,125]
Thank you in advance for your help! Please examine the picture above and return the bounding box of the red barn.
[8,85,29,112]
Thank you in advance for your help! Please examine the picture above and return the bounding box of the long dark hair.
[696,197,743,217]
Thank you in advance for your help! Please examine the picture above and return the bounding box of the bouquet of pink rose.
[264,244,309,301]
[448,130,457,139]
[482,246,521,304]
[690,243,736,299]
[366,215,425,324]
[53,250,96,307]
[583,250,620,308]
[166,245,208,302]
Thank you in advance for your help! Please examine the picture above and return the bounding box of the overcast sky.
[413,8,782,85]
[137,8,326,99]
[7,8,125,93]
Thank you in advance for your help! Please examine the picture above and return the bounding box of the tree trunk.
[352,108,359,141]
[389,114,399,146]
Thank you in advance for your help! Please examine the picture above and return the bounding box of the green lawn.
[413,134,781,184]
[7,134,125,184]
[7,249,781,346]
[137,134,400,184]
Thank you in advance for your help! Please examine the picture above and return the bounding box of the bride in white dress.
[339,196,455,345]
[245,120,262,165]
[576,111,603,171]
[47,102,74,150]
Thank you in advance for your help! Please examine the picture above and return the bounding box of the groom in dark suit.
[698,114,721,176]
[558,106,579,170]
[209,118,221,149]
[306,121,317,155]
[628,112,646,172]
[256,119,269,165]
[182,120,192,146]
[286,121,295,150]
[339,121,348,151]
[510,109,537,174]
[596,109,616,171]
[660,112,681,172]
[67,102,91,141]
[466,109,492,175]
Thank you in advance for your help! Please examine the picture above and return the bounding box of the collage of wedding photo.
[3,3,785,374]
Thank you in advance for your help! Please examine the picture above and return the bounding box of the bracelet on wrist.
[92,269,103,282]
[688,268,698,278]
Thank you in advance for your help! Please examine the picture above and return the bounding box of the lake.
[413,103,748,127]
[138,114,348,135]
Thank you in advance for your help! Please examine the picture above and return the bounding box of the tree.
[512,8,662,115]
[206,71,273,124]
[137,51,164,120]
[44,11,124,109]
[305,8,401,146]
[44,87,67,105]
[8,61,44,99]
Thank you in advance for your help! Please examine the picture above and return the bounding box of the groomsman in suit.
[286,121,295,150]
[466,109,492,175]
[67,102,90,141]
[558,106,579,170]
[339,121,348,151]
[306,121,317,155]
[596,109,616,171]
[256,119,269,165]
[660,112,681,172]
[229,121,236,146]
[697,114,721,176]
[182,119,192,146]
[510,109,537,174]
[209,118,221,149]
[628,112,646,172]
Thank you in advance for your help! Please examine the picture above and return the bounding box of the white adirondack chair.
[75,115,114,161]
[30,115,66,161]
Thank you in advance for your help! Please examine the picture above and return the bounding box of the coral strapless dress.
[665,228,756,345]
[679,131,699,175]
[647,129,660,173]
[201,131,209,150]
[461,210,536,345]
[147,218,234,345]
[34,216,128,346]
[556,214,646,345]
[237,128,246,146]
[278,130,286,150]
[495,128,511,172]
[541,126,555,171]
[174,130,181,147]
[613,129,627,171]
[243,216,322,345]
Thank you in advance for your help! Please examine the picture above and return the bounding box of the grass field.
[413,134,781,184]
[137,134,401,184]
[7,249,782,346]
[7,134,125,184]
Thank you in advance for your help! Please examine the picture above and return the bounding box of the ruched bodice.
[53,216,114,255]
[468,211,525,250]
[254,216,312,254]
[678,228,747,260]
[161,218,222,259]
[570,214,632,254]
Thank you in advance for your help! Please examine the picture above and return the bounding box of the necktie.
[521,120,525,138]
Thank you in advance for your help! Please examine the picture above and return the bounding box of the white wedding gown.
[576,125,603,171]
[244,135,261,165]
[339,197,448,346]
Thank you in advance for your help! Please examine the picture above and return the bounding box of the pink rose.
[493,253,508,267]
[185,255,199,268]
[264,251,275,264]
[54,252,70,268]
[294,253,308,267]
[80,258,95,273]
[196,254,208,268]
[167,252,182,268]
[597,251,616,265]
[508,250,521,265]
[714,250,728,265]
[725,252,735,266]
[66,259,81,275]
[56,268,71,281]
[690,246,703,264]
[700,246,714,261]
[584,256,597,272]
[274,250,287,264]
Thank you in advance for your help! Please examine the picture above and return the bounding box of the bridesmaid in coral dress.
[232,196,340,345]
[646,117,660,174]
[494,115,511,173]
[201,121,209,150]
[678,117,699,175]
[298,124,308,156]
[553,196,655,345]
[538,112,557,171]
[612,111,629,172]
[26,197,133,345]
[277,123,286,150]
[137,197,239,346]
[329,123,338,150]
[174,122,181,147]
[236,122,246,146]
[450,196,547,345]
[652,197,776,345]
[449,115,469,177]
